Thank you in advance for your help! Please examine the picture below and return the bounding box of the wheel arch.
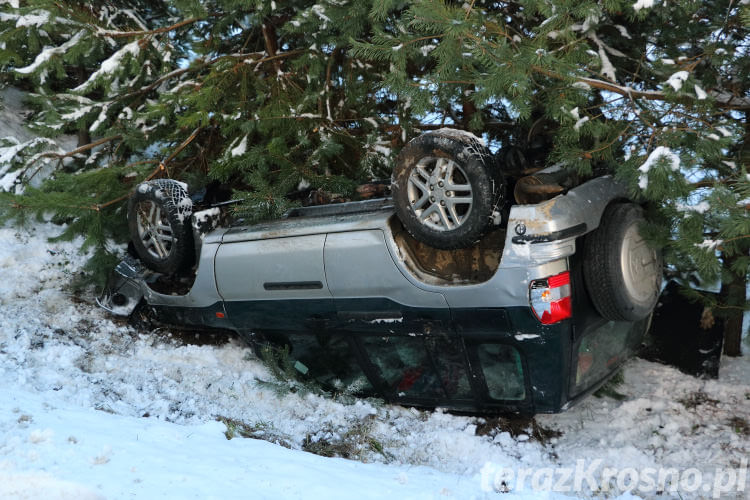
[581,196,634,236]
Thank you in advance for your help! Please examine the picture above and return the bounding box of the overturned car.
[100,130,662,414]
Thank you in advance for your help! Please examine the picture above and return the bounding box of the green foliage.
[253,342,380,409]
[0,0,746,322]
[302,419,392,461]
[254,343,331,399]
[218,416,271,440]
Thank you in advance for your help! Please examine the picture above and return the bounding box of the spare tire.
[582,203,662,321]
[392,130,504,249]
[128,179,194,274]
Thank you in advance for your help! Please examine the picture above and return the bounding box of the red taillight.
[529,271,572,324]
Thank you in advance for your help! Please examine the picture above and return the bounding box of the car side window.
[360,335,473,400]
[283,333,373,395]
[571,320,638,396]
[361,335,444,399]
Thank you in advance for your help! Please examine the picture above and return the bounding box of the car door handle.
[264,281,324,291]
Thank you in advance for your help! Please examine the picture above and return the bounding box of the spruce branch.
[23,135,123,184]
[464,0,476,21]
[85,127,203,212]
[32,135,122,161]
[583,127,632,157]
[531,65,750,110]
[95,17,204,39]
[717,234,750,248]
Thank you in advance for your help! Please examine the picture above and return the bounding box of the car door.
[325,230,477,403]
[214,234,334,333]
[324,229,450,332]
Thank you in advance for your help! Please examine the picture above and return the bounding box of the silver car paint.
[103,175,627,315]
[325,230,448,308]
[215,233,332,301]
[500,176,628,267]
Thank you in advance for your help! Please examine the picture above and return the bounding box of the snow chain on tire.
[127,179,194,274]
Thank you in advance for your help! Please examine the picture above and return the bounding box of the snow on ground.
[0,88,37,144]
[0,87,77,192]
[0,222,748,499]
[0,87,75,151]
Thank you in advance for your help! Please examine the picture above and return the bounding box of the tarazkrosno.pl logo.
[480,459,748,498]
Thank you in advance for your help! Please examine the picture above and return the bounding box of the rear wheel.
[583,203,662,321]
[128,179,194,274]
[392,130,504,249]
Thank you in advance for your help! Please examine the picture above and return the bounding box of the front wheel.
[127,179,194,274]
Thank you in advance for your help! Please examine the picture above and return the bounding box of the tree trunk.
[261,21,280,74]
[461,85,477,129]
[77,127,91,149]
[720,252,746,357]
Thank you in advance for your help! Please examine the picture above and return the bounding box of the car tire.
[128,179,194,274]
[392,130,504,249]
[582,203,662,321]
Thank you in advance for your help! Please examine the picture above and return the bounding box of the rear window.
[571,320,641,396]
[476,344,526,401]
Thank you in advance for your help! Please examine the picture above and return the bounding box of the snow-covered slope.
[0,222,748,499]
[1,390,492,499]
[0,87,77,192]
[0,87,38,144]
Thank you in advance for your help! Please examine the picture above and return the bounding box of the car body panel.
[99,175,647,414]
[218,200,392,244]
[325,230,448,309]
[215,233,331,301]
[500,175,628,267]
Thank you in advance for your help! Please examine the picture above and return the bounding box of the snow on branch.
[666,71,689,91]
[0,137,55,170]
[0,137,61,192]
[74,40,141,93]
[637,146,680,190]
[15,31,85,75]
[0,10,48,27]
[633,0,656,11]
[589,34,618,81]
[530,65,750,110]
[95,17,202,39]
